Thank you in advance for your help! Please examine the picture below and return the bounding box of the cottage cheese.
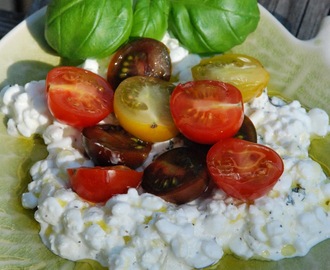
[1,35,330,269]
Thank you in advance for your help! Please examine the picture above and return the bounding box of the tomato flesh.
[82,124,152,169]
[207,138,284,201]
[46,66,114,128]
[114,76,179,142]
[68,166,142,203]
[170,80,244,144]
[142,147,209,204]
[107,37,171,89]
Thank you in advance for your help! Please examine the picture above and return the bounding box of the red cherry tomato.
[207,138,284,201]
[141,147,210,204]
[46,66,114,128]
[170,80,244,144]
[107,37,171,90]
[67,165,142,203]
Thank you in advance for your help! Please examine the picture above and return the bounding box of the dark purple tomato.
[177,133,211,157]
[141,147,210,204]
[82,124,152,169]
[234,115,257,143]
[107,37,172,89]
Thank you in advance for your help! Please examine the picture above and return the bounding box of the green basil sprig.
[45,0,133,60]
[168,0,260,54]
[44,0,260,60]
[130,0,170,40]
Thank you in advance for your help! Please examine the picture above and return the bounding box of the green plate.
[0,5,329,270]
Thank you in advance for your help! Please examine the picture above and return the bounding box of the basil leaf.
[130,0,170,40]
[45,0,133,59]
[168,0,260,54]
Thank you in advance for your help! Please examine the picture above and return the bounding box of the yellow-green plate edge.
[0,5,329,270]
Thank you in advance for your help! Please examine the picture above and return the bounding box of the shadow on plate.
[0,60,54,89]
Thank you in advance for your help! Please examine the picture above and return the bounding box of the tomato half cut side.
[82,124,152,169]
[107,37,171,90]
[141,147,210,204]
[170,80,244,144]
[191,53,270,102]
[46,66,114,128]
[114,76,179,142]
[68,166,143,203]
[207,138,284,202]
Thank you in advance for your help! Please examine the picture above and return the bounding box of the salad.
[42,30,284,205]
[0,0,328,270]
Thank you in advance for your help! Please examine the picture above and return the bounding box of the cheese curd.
[1,36,330,269]
[0,81,51,137]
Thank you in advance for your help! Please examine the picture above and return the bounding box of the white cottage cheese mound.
[0,81,51,137]
[1,35,330,269]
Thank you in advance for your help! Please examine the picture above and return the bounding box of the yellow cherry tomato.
[191,54,270,102]
[114,76,179,142]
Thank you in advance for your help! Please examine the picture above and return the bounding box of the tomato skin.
[67,166,142,203]
[170,80,244,144]
[191,54,270,102]
[107,37,171,90]
[46,66,114,128]
[235,115,257,143]
[142,147,210,204]
[207,138,284,201]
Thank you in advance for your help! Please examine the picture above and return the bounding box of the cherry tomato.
[177,133,212,158]
[46,66,114,128]
[114,76,179,142]
[141,147,210,204]
[67,165,143,203]
[107,38,171,89]
[170,80,244,144]
[82,124,152,169]
[234,115,257,143]
[191,54,270,102]
[207,138,284,201]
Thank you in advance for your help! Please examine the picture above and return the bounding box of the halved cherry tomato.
[82,124,152,169]
[170,80,244,144]
[107,38,171,89]
[234,115,257,143]
[191,54,270,102]
[141,147,210,204]
[67,165,143,203]
[114,76,179,142]
[207,138,284,201]
[46,66,114,128]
